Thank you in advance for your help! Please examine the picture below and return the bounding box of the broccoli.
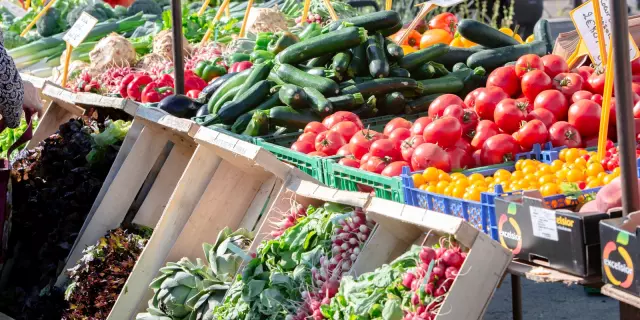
[37,7,62,37]
[66,1,111,27]
[127,0,163,16]
[1,31,39,50]
[113,5,128,18]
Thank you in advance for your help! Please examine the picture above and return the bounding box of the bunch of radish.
[401,241,466,320]
[270,203,307,238]
[295,13,323,25]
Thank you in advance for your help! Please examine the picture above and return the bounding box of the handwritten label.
[62,12,98,47]
[570,0,639,65]
[0,0,27,18]
[530,207,559,241]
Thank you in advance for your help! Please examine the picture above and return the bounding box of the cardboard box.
[600,217,640,296]
[494,191,619,277]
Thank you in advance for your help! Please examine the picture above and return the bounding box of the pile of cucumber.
[193,12,553,138]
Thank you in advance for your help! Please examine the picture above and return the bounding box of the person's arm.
[0,30,24,129]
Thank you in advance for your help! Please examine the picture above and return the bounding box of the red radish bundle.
[270,203,307,238]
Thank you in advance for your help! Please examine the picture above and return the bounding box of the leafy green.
[161,7,238,44]
[0,116,38,159]
[86,119,131,165]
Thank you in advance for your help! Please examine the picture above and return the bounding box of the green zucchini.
[379,22,402,37]
[268,106,321,129]
[276,27,367,65]
[398,44,449,70]
[211,86,241,115]
[419,76,464,95]
[457,19,520,48]
[233,61,273,99]
[353,96,378,118]
[217,80,273,124]
[366,33,389,78]
[341,77,422,97]
[504,61,517,66]
[432,46,483,69]
[332,51,352,74]
[231,93,281,134]
[278,84,308,109]
[347,43,368,78]
[384,39,404,61]
[306,54,333,67]
[324,11,401,33]
[411,63,437,80]
[339,79,356,89]
[467,41,547,70]
[534,19,553,54]
[304,87,333,116]
[405,93,443,114]
[268,70,286,85]
[302,66,338,79]
[378,92,405,115]
[327,93,364,111]
[299,22,322,40]
[388,68,410,78]
[207,68,251,113]
[275,63,340,96]
[452,62,470,72]
[242,110,269,137]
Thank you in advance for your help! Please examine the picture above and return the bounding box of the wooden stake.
[385,0,392,10]
[225,3,230,17]
[197,0,211,16]
[592,0,608,66]
[597,40,615,160]
[61,42,72,87]
[238,0,254,38]
[20,0,56,37]
[301,0,311,24]
[322,0,339,21]
[200,0,231,44]
[25,0,30,10]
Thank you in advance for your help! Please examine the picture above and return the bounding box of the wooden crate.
[105,127,318,319]
[57,107,200,287]
[19,73,52,113]
[356,198,513,320]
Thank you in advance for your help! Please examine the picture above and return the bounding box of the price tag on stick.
[0,0,27,18]
[397,3,435,45]
[61,12,97,87]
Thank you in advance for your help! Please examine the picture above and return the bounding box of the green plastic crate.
[323,157,404,202]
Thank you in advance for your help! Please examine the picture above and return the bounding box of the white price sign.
[529,207,559,242]
[63,12,98,47]
[0,1,27,18]
[570,0,639,65]
[429,0,464,7]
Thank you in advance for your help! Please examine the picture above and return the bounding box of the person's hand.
[22,80,43,117]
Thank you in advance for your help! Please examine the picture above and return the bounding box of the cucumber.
[306,54,333,67]
[278,84,308,109]
[332,51,352,74]
[234,61,273,99]
[211,86,241,115]
[388,68,410,78]
[411,63,436,80]
[467,41,547,70]
[327,93,364,111]
[207,68,251,113]
[276,27,367,65]
[304,87,333,116]
[457,19,520,48]
[323,11,401,33]
[268,70,286,85]
[384,39,404,61]
[432,46,483,69]
[419,76,464,95]
[268,106,321,129]
[366,33,389,78]
[398,44,449,70]
[380,22,402,37]
[378,92,405,115]
[347,43,368,78]
[275,63,340,96]
[217,80,273,124]
[341,77,422,97]
[242,110,269,137]
[405,93,443,114]
[534,18,553,54]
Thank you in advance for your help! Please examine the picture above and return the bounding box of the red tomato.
[634,101,640,118]
[442,104,464,121]
[608,100,618,127]
[322,111,363,129]
[389,128,412,149]
[472,149,482,167]
[297,132,317,144]
[400,135,424,162]
[336,144,353,157]
[460,109,479,137]
[515,54,545,78]
[304,121,328,134]
[568,100,601,138]
[411,143,451,172]
[480,134,521,165]
[291,141,315,154]
[553,73,583,97]
[591,94,603,105]
[575,66,595,82]
[541,54,569,78]
[331,121,360,142]
[521,70,552,102]
[338,157,360,168]
[475,87,509,121]
[308,151,328,157]
[366,156,389,174]
[632,57,640,74]
[361,153,373,164]
[516,119,548,152]
[423,117,462,148]
[381,161,411,177]
[315,131,346,155]
[370,139,401,161]
[446,147,473,171]
[428,94,465,118]
[186,89,201,99]
[549,121,583,148]
[517,97,533,112]
[587,72,605,95]
[410,117,434,136]
[428,12,458,34]
[453,139,472,153]
[494,99,529,134]
[470,120,500,150]
[526,108,556,128]
[487,66,520,97]
[571,90,593,103]
[383,117,412,136]
[464,88,483,109]
[533,89,569,121]
[349,129,383,159]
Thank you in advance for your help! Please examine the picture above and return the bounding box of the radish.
[445,266,459,279]
[420,247,437,264]
[435,247,446,259]
[402,272,416,288]
[412,293,421,305]
[442,249,464,268]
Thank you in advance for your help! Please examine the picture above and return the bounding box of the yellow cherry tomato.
[538,175,555,185]
[525,34,535,43]
[586,163,605,177]
[468,173,484,182]
[494,169,512,180]
[499,27,515,36]
[455,179,470,188]
[412,174,426,187]
[484,176,495,183]
[574,157,587,168]
[555,169,568,180]
[510,171,525,180]
[522,165,538,176]
[566,169,585,182]
[565,149,581,164]
[550,160,564,172]
[587,179,603,189]
[450,172,466,181]
[540,183,561,197]
[452,186,466,198]
[450,36,464,47]
[426,185,438,193]
[423,167,439,182]
[401,45,416,55]
[603,174,616,185]
[559,149,568,162]
[438,172,451,182]
[612,167,621,176]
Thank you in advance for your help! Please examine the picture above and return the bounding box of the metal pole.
[511,275,523,320]
[171,0,185,95]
